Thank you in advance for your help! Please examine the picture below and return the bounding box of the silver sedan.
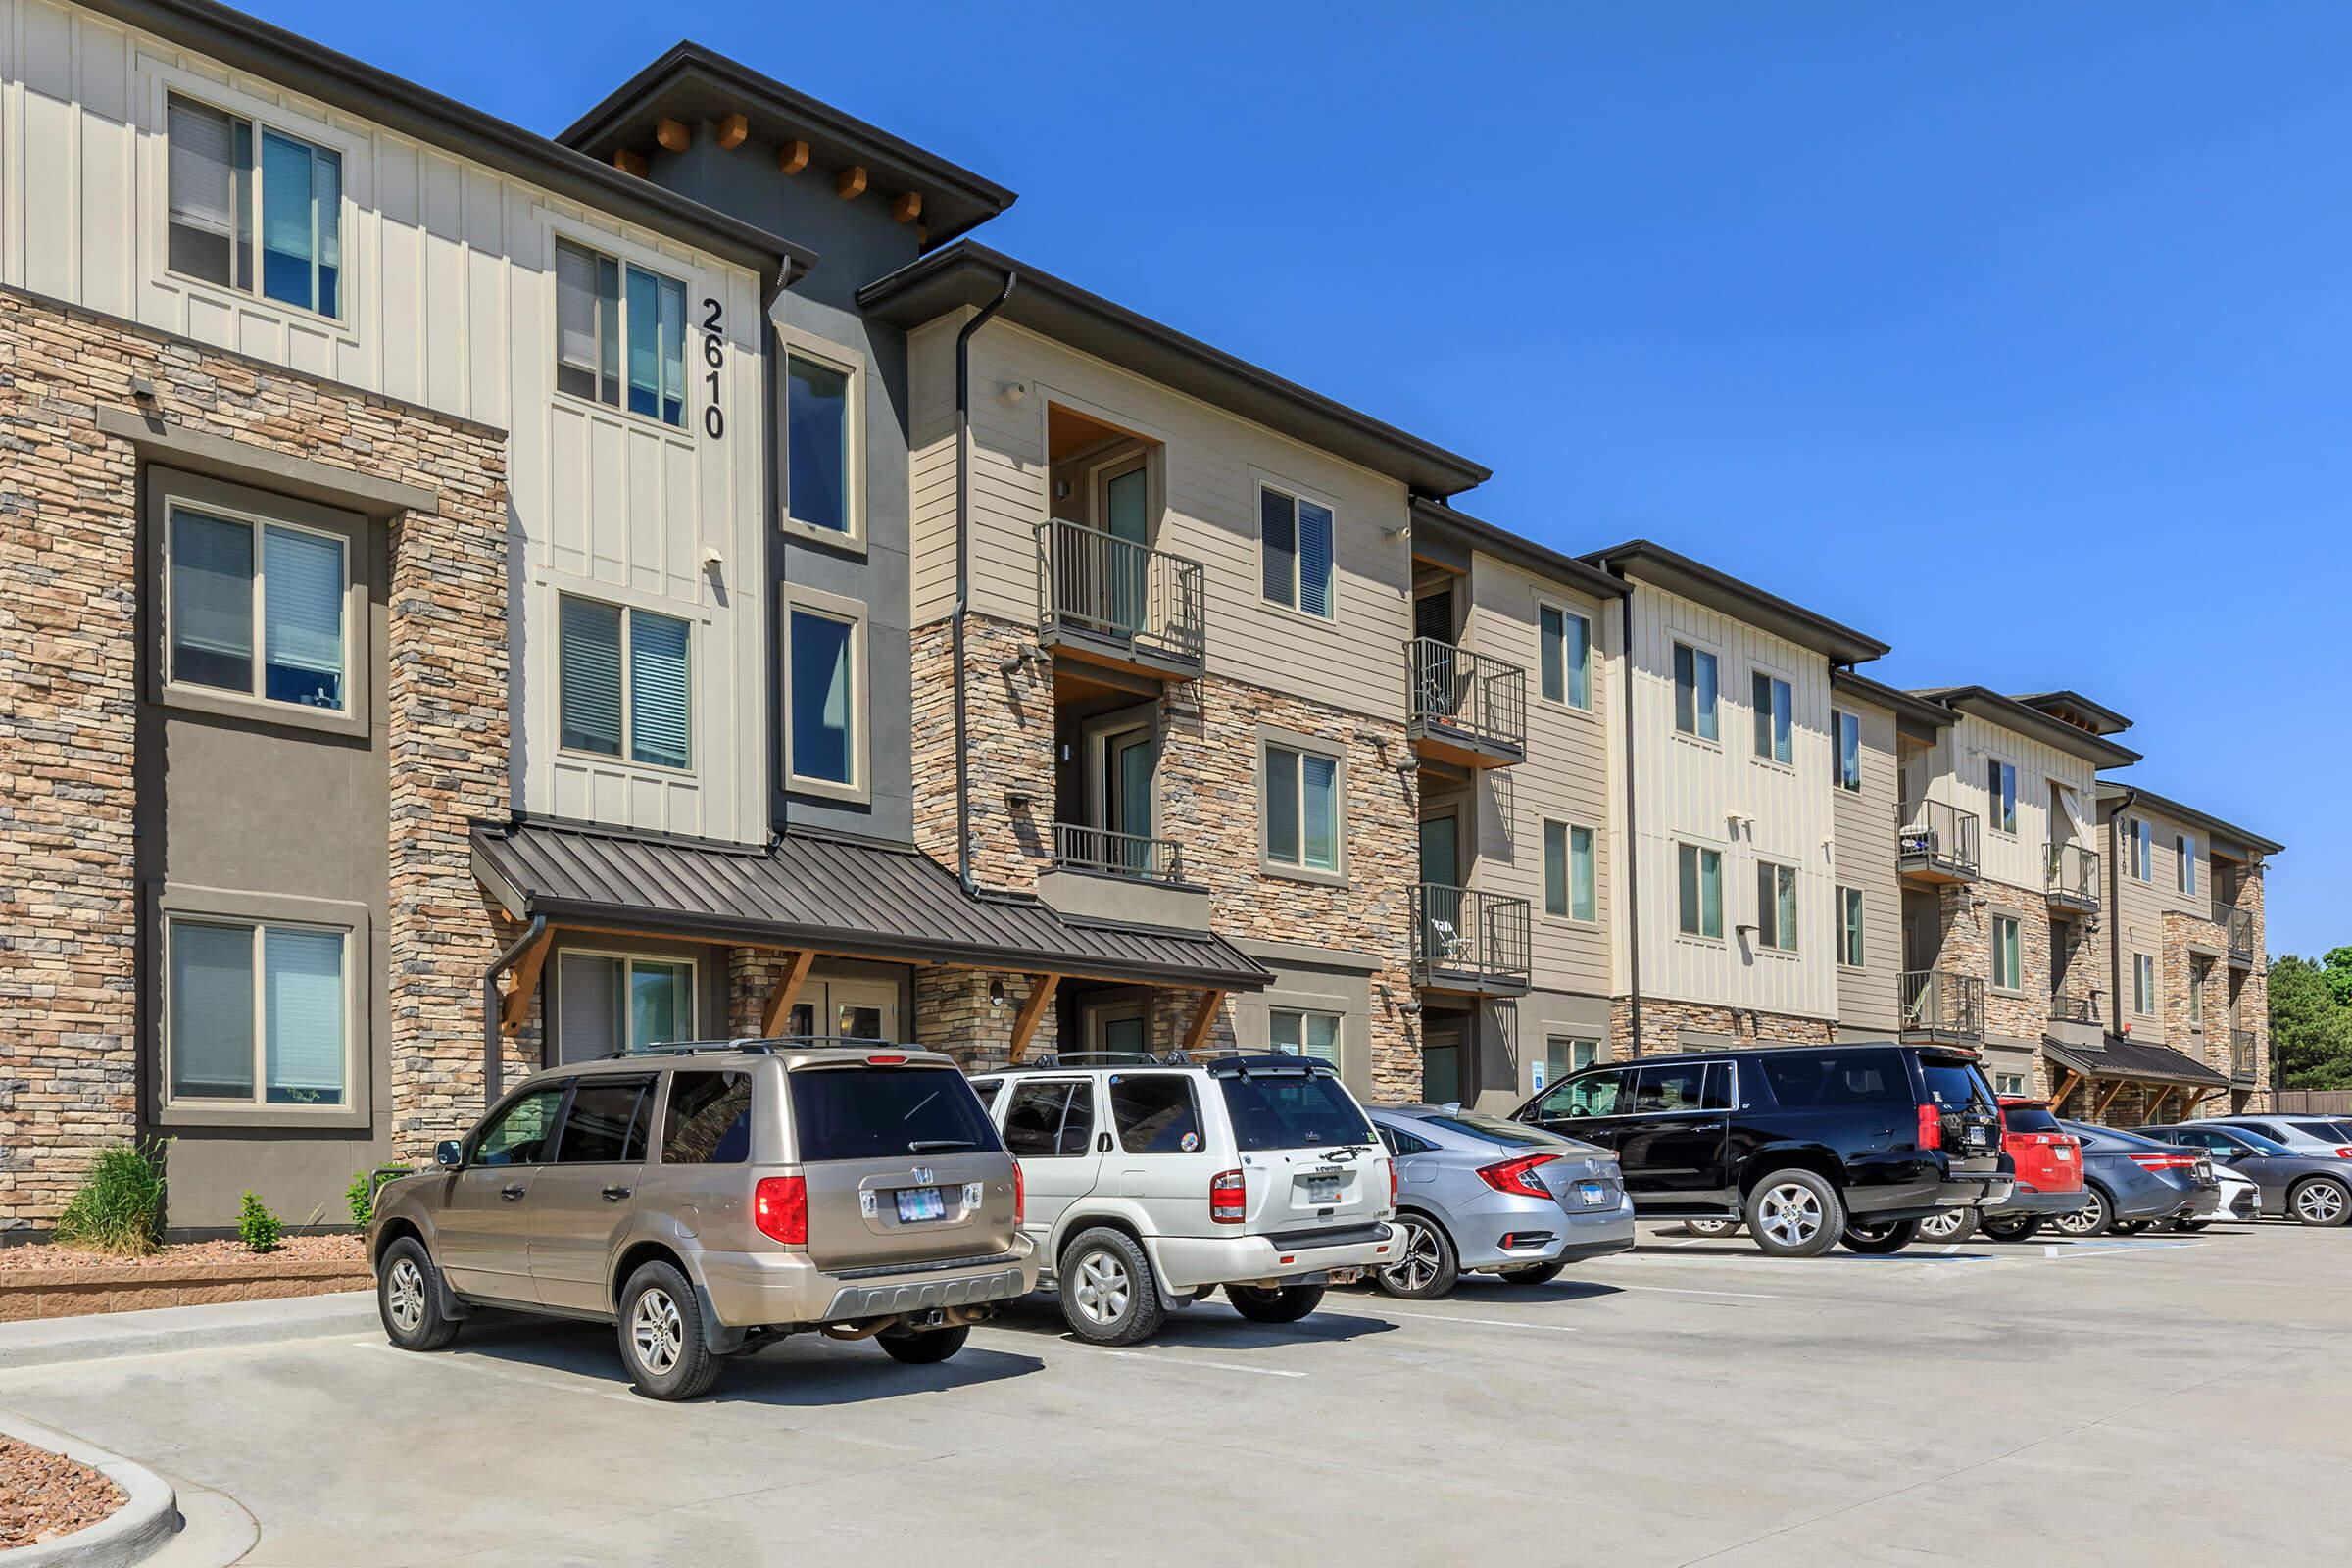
[1368,1106,1635,1298]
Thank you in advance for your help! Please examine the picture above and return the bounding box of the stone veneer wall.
[0,289,509,1225]
[1607,998,1836,1058]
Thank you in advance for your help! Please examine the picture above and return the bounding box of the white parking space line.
[2042,1240,2202,1260]
[1100,1349,1306,1378]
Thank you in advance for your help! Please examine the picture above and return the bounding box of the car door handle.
[601,1186,632,1202]
[499,1185,526,1201]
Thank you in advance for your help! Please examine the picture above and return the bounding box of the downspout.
[1616,581,1642,1057]
[482,914,547,1103]
[2106,788,2136,1039]
[954,270,1018,894]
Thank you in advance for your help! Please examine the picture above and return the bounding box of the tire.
[376,1236,460,1352]
[1684,1218,1742,1239]
[1497,1262,1567,1286]
[1058,1228,1166,1346]
[1226,1283,1325,1324]
[878,1324,970,1364]
[2111,1220,2150,1236]
[616,1260,721,1401]
[1916,1209,1979,1245]
[2052,1184,2114,1238]
[2172,1217,2213,1233]
[1980,1214,2043,1243]
[2288,1177,2352,1228]
[1375,1213,1458,1299]
[1742,1168,1846,1258]
[1839,1219,1920,1255]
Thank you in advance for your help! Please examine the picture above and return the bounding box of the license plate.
[1305,1175,1342,1204]
[1965,1126,1991,1149]
[2056,1146,2074,1160]
[1578,1181,1606,1206]
[895,1186,946,1223]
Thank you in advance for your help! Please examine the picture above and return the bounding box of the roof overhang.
[2094,782,2284,858]
[858,242,1491,498]
[1580,539,1890,665]
[1408,500,1626,599]
[2043,1035,2229,1089]
[87,1,811,292]
[1830,668,1955,739]
[557,43,1016,250]
[1913,686,2143,769]
[2012,689,2133,737]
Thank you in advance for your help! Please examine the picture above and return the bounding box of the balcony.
[2049,992,2102,1027]
[2045,843,2100,915]
[1900,970,1984,1045]
[1404,638,1527,770]
[1034,518,1204,680]
[2231,1029,2258,1085]
[1896,802,1981,884]
[2218,902,2255,966]
[1411,883,1532,996]
[1051,821,1184,884]
[1035,822,1210,932]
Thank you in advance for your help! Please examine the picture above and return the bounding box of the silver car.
[2190,1116,2352,1160]
[1368,1106,1634,1298]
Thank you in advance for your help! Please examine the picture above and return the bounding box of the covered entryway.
[2041,1034,2230,1127]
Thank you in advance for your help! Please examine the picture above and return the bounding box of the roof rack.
[600,1034,914,1060]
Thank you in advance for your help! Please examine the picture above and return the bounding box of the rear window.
[1758,1051,1907,1108]
[1918,1059,1996,1108]
[1108,1074,1202,1154]
[1217,1071,1374,1152]
[787,1067,1002,1162]
[1420,1111,1580,1149]
[2000,1102,2063,1135]
[662,1072,752,1164]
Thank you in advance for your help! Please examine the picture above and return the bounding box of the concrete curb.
[0,1291,377,1372]
[0,1412,177,1568]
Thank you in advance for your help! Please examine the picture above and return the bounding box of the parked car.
[2172,1164,2261,1230]
[368,1042,1037,1400]
[1512,1044,2012,1257]
[1364,1106,1633,1297]
[967,1054,1395,1344]
[2135,1123,2352,1227]
[2181,1115,2352,1161]
[2051,1121,2218,1237]
[1937,1099,2090,1244]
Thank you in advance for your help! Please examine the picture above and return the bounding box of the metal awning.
[471,817,1272,992]
[2042,1034,2228,1089]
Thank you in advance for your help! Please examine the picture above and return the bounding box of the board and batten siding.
[0,0,769,843]
[906,313,1417,723]
[2106,798,2215,1047]
[1607,580,1839,1022]
[1830,693,1901,1034]
[1921,713,2098,896]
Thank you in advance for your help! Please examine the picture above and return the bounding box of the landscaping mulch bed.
[0,1232,365,1274]
[0,1232,372,1323]
[0,1436,124,1550]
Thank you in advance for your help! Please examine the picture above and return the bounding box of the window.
[1992,914,2022,991]
[1758,1050,1905,1108]
[1536,1067,1628,1120]
[1986,760,2018,835]
[1218,1070,1374,1151]
[662,1072,753,1164]
[1540,604,1592,709]
[471,1085,564,1165]
[1678,844,1724,939]
[555,1076,654,1164]
[1259,485,1334,618]
[785,351,855,536]
[1834,710,1862,792]
[166,916,346,1107]
[554,952,695,1064]
[1754,860,1798,953]
[1536,1037,1600,1092]
[1269,1008,1341,1064]
[1544,821,1596,921]
[169,506,347,710]
[1108,1074,1202,1154]
[1750,672,1792,764]
[787,1067,1001,1161]
[558,597,691,770]
[1002,1080,1097,1158]
[1838,886,1866,967]
[1379,1123,1439,1156]
[555,238,686,426]
[2188,962,2206,1025]
[1673,643,1719,741]
[1633,1061,1731,1114]
[2177,834,2197,895]
[167,94,342,318]
[785,604,861,792]
[1994,1072,2028,1097]
[2133,953,2156,1016]
[2126,817,2153,881]
[1264,740,1342,874]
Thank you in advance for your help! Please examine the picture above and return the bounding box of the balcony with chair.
[2044,842,2100,915]
[2230,1028,2258,1084]
[2218,901,2255,967]
[1404,638,1527,770]
[1033,517,1205,681]
[1410,883,1532,995]
[1900,969,1984,1045]
[2049,992,2102,1027]
[1896,801,1981,884]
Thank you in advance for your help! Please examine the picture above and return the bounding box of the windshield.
[2000,1102,2063,1135]
[1419,1111,1588,1151]
[1918,1059,1996,1109]
[1217,1071,1374,1152]
[787,1067,1003,1161]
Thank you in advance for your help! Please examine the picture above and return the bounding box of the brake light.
[866,1054,907,1065]
[1916,1103,1942,1152]
[1210,1168,1246,1224]
[753,1176,807,1245]
[1388,1158,1398,1211]
[1012,1162,1025,1228]
[2127,1152,2198,1171]
[2335,1147,2352,1160]
[1477,1153,1561,1198]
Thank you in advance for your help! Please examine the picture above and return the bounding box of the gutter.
[953,269,1019,893]
[482,915,547,1103]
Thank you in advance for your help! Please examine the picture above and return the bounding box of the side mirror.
[435,1140,465,1170]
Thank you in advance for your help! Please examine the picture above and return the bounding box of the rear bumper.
[1984,1186,2090,1221]
[1846,1170,2013,1224]
[695,1235,1040,1329]
[1455,1194,1636,1273]
[1152,1223,1396,1291]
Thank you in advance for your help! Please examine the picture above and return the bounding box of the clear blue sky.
[256,0,2343,956]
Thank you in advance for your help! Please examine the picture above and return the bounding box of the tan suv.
[368,1042,1036,1399]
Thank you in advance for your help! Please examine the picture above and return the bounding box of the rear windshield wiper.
[908,1139,975,1152]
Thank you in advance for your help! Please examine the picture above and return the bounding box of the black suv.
[1512,1044,2013,1257]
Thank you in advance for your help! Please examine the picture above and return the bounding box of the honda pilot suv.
[968,1054,1396,1344]
[1513,1043,2012,1257]
[368,1043,1036,1399]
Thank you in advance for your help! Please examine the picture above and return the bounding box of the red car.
[1982,1098,2088,1240]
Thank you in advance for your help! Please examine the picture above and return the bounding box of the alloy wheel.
[2294,1181,2347,1225]
[2054,1190,2106,1237]
[1757,1182,1824,1248]
[386,1257,425,1334]
[1071,1250,1132,1327]
[1918,1210,1968,1242]
[1382,1218,1443,1294]
[631,1287,684,1374]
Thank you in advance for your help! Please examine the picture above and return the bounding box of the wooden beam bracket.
[778,138,809,175]
[760,950,818,1039]
[1181,990,1227,1054]
[715,113,749,151]
[892,190,923,224]
[836,164,868,200]
[498,923,558,1037]
[656,117,692,154]
[1008,974,1062,1062]
[612,147,649,179]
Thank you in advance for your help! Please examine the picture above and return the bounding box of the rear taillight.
[2127,1152,2197,1171]
[2335,1147,2352,1160]
[865,1054,907,1065]
[1916,1103,1942,1152]
[1210,1168,1246,1224]
[1388,1158,1398,1211]
[753,1175,807,1246]
[1477,1153,1561,1198]
[1012,1162,1025,1228]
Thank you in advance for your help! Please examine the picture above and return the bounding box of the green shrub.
[346,1171,374,1230]
[53,1142,168,1256]
[236,1191,283,1253]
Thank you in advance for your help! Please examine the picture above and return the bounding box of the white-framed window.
[1268,1007,1341,1064]
[1834,710,1862,792]
[1754,859,1798,953]
[167,502,349,711]
[1677,843,1724,939]
[1994,1071,2027,1096]
[1540,603,1592,709]
[1535,1036,1599,1092]
[783,594,866,800]
[1750,671,1792,764]
[784,345,860,539]
[1992,914,2022,991]
[1544,820,1597,922]
[1986,760,2018,835]
[555,950,696,1064]
[2133,953,2156,1016]
[1258,484,1334,619]
[166,916,348,1107]
[558,595,692,771]
[167,92,343,318]
[1837,886,1865,967]
[1673,642,1719,741]
[2177,834,2197,895]
[1263,738,1343,874]
[555,238,688,428]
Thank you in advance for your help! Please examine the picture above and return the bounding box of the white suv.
[968,1054,1396,1344]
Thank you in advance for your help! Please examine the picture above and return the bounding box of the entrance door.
[1423,1023,1463,1104]
[1419,814,1462,964]
[1102,463,1149,635]
[1089,1001,1148,1059]
[1104,726,1157,874]
[786,980,902,1043]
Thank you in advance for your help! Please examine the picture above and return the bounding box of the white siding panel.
[1831,694,1902,1032]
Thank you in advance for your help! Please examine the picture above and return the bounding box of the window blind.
[559,597,624,756]
[1259,489,1296,607]
[555,241,601,376]
[557,953,621,1065]
[264,927,344,1101]
[1544,821,1569,915]
[1300,752,1338,869]
[167,97,237,237]
[1571,825,1595,920]
[1305,1012,1339,1064]
[657,274,686,424]
[262,525,344,708]
[170,920,255,1098]
[171,510,254,682]
[1264,746,1299,863]
[628,611,691,769]
[1297,499,1334,618]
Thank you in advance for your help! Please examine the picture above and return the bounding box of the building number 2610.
[701,297,725,441]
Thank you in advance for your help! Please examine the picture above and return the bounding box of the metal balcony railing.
[1404,638,1528,762]
[2218,902,2255,963]
[2045,842,2101,911]
[1896,801,1982,882]
[1900,970,1984,1043]
[1051,821,1184,884]
[2231,1029,2258,1083]
[1034,518,1204,669]
[2049,992,2102,1026]
[1411,883,1532,992]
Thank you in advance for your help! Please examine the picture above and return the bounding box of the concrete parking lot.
[3,1220,2347,1567]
